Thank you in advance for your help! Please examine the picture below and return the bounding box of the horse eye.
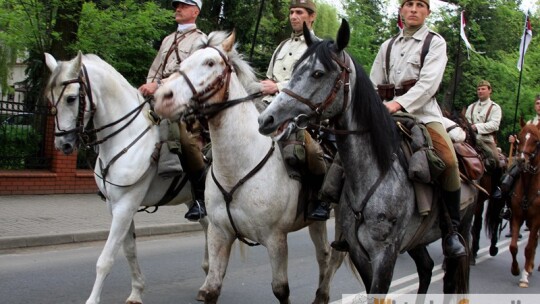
[312,70,324,79]
[66,96,77,104]
[206,60,215,67]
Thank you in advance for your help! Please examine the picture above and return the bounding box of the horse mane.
[297,40,399,173]
[196,31,258,90]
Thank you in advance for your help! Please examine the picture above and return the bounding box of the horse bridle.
[50,65,96,140]
[518,140,540,174]
[280,51,367,136]
[178,46,263,121]
[49,64,155,188]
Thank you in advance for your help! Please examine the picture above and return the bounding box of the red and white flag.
[517,12,533,71]
[460,11,483,59]
[397,14,403,32]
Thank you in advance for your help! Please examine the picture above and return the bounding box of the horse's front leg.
[510,216,523,276]
[520,223,539,288]
[198,222,235,304]
[267,233,291,304]
[123,220,144,304]
[199,217,210,275]
[86,201,138,304]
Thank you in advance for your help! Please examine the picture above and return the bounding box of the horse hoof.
[126,301,142,304]
[196,290,206,302]
[489,246,498,256]
[512,266,520,276]
[519,281,529,288]
[470,257,476,266]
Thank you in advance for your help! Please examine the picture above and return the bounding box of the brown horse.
[509,122,540,288]
[445,109,505,263]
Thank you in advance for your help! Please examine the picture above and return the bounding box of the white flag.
[460,11,484,59]
[517,12,533,71]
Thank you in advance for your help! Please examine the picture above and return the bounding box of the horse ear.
[303,22,314,46]
[68,51,83,77]
[336,19,350,51]
[44,53,58,72]
[520,116,526,128]
[223,30,236,53]
[461,106,466,118]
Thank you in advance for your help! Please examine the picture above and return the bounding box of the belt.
[395,88,407,96]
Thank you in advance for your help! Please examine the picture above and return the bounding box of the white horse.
[44,52,209,304]
[153,31,345,304]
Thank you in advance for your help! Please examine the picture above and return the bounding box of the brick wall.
[0,115,98,195]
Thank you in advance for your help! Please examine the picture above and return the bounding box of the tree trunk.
[50,1,84,60]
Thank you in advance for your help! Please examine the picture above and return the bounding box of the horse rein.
[281,51,367,136]
[178,46,263,121]
[517,140,540,174]
[49,64,158,189]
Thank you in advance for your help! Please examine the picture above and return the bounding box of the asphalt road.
[1,221,539,304]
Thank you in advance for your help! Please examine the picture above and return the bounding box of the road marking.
[330,233,529,304]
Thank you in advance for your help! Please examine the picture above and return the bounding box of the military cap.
[401,0,430,8]
[477,80,491,89]
[290,0,317,13]
[172,0,202,10]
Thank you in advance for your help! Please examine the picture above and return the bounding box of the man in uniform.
[370,0,465,257]
[260,0,330,221]
[465,80,503,171]
[139,0,207,221]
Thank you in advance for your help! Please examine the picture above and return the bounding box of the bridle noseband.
[178,46,263,122]
[518,140,540,174]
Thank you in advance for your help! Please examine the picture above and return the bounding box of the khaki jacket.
[263,31,315,102]
[146,25,206,83]
[465,98,502,144]
[370,25,447,124]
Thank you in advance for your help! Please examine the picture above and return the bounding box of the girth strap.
[210,141,276,246]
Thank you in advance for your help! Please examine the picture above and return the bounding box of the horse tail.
[443,254,470,294]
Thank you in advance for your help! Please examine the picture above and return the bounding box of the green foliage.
[313,2,340,40]
[73,1,172,85]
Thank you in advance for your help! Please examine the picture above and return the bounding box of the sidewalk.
[0,194,202,250]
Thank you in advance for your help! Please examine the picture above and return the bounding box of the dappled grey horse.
[258,20,476,295]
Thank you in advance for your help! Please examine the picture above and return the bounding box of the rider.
[260,0,330,221]
[370,0,466,257]
[465,80,503,172]
[139,0,208,221]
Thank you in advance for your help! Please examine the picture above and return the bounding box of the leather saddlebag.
[453,142,484,180]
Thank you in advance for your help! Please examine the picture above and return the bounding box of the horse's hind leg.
[266,233,291,304]
[407,246,434,294]
[198,223,235,304]
[123,221,144,304]
[86,203,138,304]
[313,210,347,304]
[520,223,539,288]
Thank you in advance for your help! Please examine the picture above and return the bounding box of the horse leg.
[86,202,138,304]
[471,198,485,261]
[407,246,434,294]
[266,234,291,304]
[307,220,335,304]
[313,208,347,304]
[368,246,399,294]
[123,220,145,304]
[520,224,539,288]
[510,217,522,276]
[198,223,234,304]
[199,217,210,275]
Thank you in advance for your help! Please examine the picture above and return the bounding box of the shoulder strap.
[385,35,399,83]
[484,103,495,123]
[470,103,476,123]
[162,28,198,75]
[420,32,435,69]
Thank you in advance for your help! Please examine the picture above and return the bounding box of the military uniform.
[465,97,502,168]
[527,115,540,125]
[370,22,465,257]
[148,20,208,221]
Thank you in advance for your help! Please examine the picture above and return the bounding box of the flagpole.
[509,26,528,165]
[249,0,266,62]
[450,28,462,111]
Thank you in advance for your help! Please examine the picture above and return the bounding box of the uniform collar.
[290,29,315,40]
[399,24,429,41]
[477,98,492,106]
[177,23,197,33]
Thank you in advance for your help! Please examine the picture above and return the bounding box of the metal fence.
[0,98,51,170]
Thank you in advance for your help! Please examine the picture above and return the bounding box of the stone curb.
[0,222,202,250]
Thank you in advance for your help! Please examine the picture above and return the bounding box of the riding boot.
[185,168,207,221]
[442,189,467,258]
[308,174,331,221]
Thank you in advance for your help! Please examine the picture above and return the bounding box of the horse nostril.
[164,91,173,100]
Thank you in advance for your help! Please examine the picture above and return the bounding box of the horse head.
[258,19,352,137]
[516,123,540,173]
[45,51,93,154]
[154,31,258,123]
